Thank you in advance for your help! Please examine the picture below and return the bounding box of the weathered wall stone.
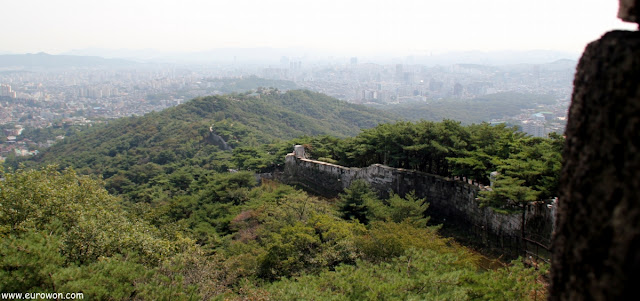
[549,30,640,300]
[283,153,556,245]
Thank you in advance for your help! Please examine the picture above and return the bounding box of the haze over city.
[0,0,634,140]
[2,0,637,58]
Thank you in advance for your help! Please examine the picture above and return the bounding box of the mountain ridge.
[23,89,397,189]
[0,52,139,69]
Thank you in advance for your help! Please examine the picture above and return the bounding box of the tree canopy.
[289,120,563,207]
[0,166,548,299]
[1,90,557,299]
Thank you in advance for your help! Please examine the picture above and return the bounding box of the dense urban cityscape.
[1,53,574,161]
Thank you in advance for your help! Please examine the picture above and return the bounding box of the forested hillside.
[1,90,553,299]
[16,89,396,202]
[1,167,547,299]
[374,92,556,123]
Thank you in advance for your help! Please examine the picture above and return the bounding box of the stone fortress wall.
[282,145,556,253]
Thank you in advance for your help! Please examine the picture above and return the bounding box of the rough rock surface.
[550,30,640,300]
[618,0,640,24]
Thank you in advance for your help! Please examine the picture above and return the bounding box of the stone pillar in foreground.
[549,4,640,298]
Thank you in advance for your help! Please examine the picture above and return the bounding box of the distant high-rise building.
[1,84,16,98]
[350,57,358,65]
[280,56,290,67]
[290,61,302,70]
[87,88,102,99]
[453,83,464,96]
[403,72,414,84]
[362,90,378,101]
[429,79,444,92]
[522,121,546,137]
[102,87,111,98]
[395,64,403,80]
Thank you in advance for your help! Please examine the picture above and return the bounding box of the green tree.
[338,180,378,224]
[0,166,182,291]
[479,175,540,209]
[0,231,64,292]
[376,192,430,227]
[257,222,321,280]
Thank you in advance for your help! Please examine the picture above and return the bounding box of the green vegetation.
[17,90,395,202]
[338,179,429,227]
[1,90,557,299]
[266,249,545,300]
[0,166,187,297]
[375,92,556,124]
[292,120,562,208]
[14,123,89,145]
[145,76,298,101]
[0,167,547,299]
[13,90,560,208]
[209,76,298,93]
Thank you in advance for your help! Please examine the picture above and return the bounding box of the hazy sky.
[3,0,637,56]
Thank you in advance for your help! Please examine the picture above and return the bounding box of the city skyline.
[2,0,637,57]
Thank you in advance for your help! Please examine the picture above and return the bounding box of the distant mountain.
[59,48,581,65]
[541,59,578,70]
[0,52,138,69]
[62,48,168,61]
[26,90,397,184]
[62,47,318,64]
[410,50,579,66]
